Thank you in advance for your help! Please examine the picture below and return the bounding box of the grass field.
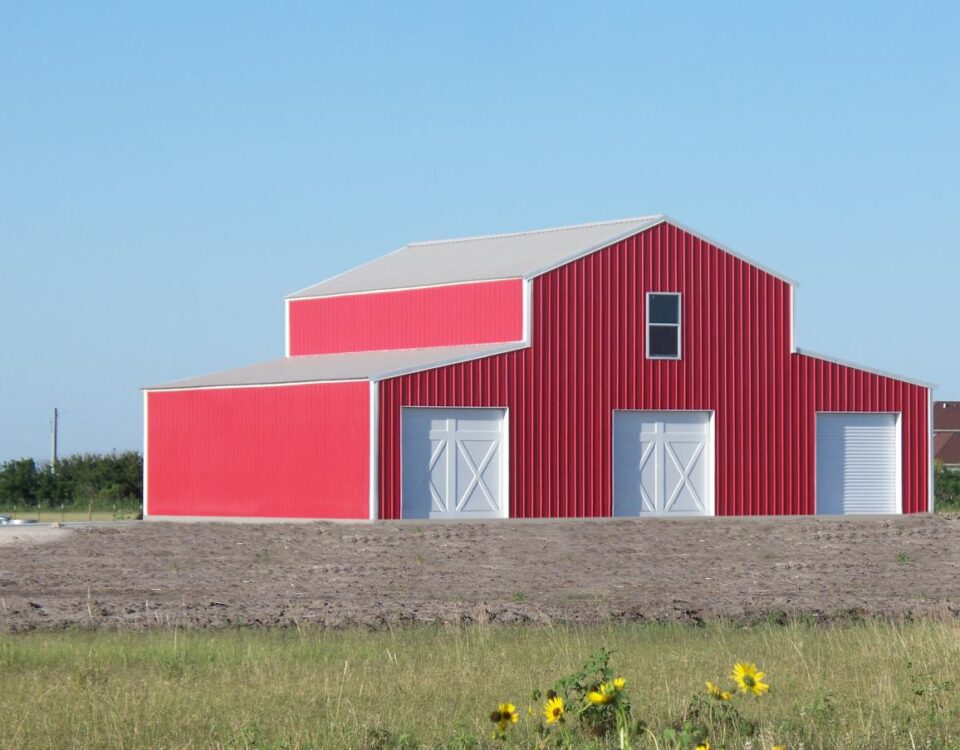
[0,508,138,522]
[2,621,960,749]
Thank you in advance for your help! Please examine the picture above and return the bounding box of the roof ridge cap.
[407,215,663,248]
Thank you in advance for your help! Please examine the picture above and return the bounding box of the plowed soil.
[2,515,960,631]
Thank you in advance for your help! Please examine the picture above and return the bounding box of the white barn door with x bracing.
[613,410,714,516]
[401,408,508,519]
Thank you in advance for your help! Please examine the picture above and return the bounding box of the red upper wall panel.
[378,222,929,519]
[148,382,369,518]
[288,279,524,356]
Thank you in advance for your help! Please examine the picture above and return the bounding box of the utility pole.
[51,407,58,474]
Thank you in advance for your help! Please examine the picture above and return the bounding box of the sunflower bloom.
[489,703,519,732]
[695,742,710,750]
[772,746,785,750]
[705,680,732,701]
[543,695,565,724]
[613,676,626,691]
[731,662,769,696]
[587,682,615,704]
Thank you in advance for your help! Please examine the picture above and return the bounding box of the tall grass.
[1,621,959,748]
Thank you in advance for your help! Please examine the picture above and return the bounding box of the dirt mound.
[2,515,959,631]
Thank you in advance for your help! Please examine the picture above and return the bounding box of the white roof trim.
[143,342,528,391]
[375,342,527,380]
[288,277,521,302]
[794,347,937,389]
[286,214,799,300]
[656,216,799,286]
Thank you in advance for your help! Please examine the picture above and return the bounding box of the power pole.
[51,407,58,474]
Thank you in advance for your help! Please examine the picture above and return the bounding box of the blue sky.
[1,2,957,462]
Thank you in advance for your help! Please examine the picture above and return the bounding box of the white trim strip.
[369,380,379,521]
[522,279,533,344]
[143,378,368,393]
[142,391,149,520]
[929,389,936,513]
[288,276,526,302]
[374,342,529,381]
[794,348,936,389]
[789,283,797,353]
[145,515,373,524]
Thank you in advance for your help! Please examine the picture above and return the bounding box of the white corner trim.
[284,298,291,357]
[522,278,533,344]
[794,348,937,389]
[142,391,149,519]
[369,380,379,521]
[929,388,936,513]
[896,411,904,515]
[789,283,797,353]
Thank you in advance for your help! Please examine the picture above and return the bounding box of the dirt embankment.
[2,515,960,631]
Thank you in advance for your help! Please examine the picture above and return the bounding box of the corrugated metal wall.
[148,382,370,518]
[379,222,929,518]
[289,279,524,355]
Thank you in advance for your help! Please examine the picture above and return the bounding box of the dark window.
[649,294,679,324]
[647,293,681,359]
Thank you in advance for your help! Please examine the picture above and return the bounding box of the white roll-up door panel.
[816,413,900,515]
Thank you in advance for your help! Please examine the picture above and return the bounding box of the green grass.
[0,505,139,522]
[2,621,960,749]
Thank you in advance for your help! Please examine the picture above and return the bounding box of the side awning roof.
[145,342,525,390]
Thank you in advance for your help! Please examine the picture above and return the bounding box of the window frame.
[645,291,682,360]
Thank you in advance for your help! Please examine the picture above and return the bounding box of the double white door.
[613,411,713,516]
[401,408,508,519]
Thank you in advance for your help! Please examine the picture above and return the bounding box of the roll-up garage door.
[816,413,900,515]
[401,408,508,519]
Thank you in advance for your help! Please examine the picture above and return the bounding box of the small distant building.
[935,402,960,469]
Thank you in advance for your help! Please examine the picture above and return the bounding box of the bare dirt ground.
[2,515,960,631]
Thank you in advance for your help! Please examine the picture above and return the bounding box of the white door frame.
[399,406,510,519]
[611,409,716,517]
[814,411,903,515]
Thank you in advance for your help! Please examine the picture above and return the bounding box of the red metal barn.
[144,216,933,520]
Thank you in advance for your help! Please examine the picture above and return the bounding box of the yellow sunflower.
[489,702,519,732]
[543,695,565,724]
[613,676,626,691]
[695,741,710,750]
[731,662,769,696]
[705,680,732,701]
[586,682,615,704]
[772,746,786,750]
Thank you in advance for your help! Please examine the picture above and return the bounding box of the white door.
[401,408,508,519]
[816,413,900,515]
[613,411,713,516]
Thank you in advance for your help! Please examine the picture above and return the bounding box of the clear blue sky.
[1,2,957,462]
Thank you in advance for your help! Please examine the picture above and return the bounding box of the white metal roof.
[145,342,526,390]
[288,216,666,298]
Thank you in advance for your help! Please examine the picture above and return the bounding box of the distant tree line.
[0,452,142,507]
[935,460,960,512]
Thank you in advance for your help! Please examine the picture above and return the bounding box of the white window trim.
[646,291,682,360]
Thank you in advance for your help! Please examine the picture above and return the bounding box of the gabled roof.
[934,402,960,431]
[288,216,665,298]
[936,432,960,465]
[145,342,524,390]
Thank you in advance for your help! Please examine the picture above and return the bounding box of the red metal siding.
[379,222,929,518]
[288,279,524,355]
[148,382,369,518]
